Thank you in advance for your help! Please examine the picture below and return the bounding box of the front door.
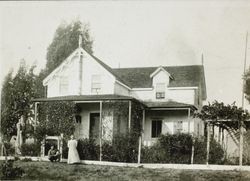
[89,113,100,140]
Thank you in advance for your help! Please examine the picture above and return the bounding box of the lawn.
[1,160,250,181]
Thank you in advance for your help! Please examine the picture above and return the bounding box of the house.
[34,40,207,146]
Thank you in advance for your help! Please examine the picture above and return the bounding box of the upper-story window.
[174,121,183,134]
[156,83,165,99]
[59,76,68,95]
[91,74,102,94]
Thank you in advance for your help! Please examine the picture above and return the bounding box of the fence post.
[137,135,142,164]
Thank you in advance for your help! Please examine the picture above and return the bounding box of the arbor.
[45,20,93,74]
[195,101,250,130]
[195,101,250,164]
[1,61,38,140]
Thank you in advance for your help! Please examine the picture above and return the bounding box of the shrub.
[75,133,139,162]
[141,143,167,163]
[0,160,24,180]
[3,142,15,156]
[194,137,225,164]
[21,158,32,162]
[158,133,193,164]
[141,134,225,164]
[108,133,138,163]
[21,143,41,156]
[101,141,114,161]
[77,139,99,160]
[209,139,225,164]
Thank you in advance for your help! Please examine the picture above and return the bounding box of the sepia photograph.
[1,0,250,180]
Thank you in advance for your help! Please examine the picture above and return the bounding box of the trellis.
[195,101,250,165]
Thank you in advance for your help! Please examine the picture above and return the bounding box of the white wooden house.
[34,43,207,146]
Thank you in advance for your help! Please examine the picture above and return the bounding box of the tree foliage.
[195,101,250,130]
[45,20,93,74]
[1,61,38,140]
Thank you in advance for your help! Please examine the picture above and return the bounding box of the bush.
[209,139,225,164]
[77,139,99,160]
[141,143,166,163]
[75,133,139,162]
[3,142,15,156]
[194,137,225,164]
[21,143,41,156]
[0,160,24,180]
[21,158,32,162]
[108,133,138,163]
[141,134,225,164]
[158,133,193,164]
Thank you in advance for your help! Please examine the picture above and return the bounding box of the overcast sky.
[1,1,250,108]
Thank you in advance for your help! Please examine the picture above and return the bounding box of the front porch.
[33,94,145,143]
[142,101,201,146]
[34,95,201,147]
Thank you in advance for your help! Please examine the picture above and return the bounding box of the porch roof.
[143,101,197,110]
[33,94,137,102]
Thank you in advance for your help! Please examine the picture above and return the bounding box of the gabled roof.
[86,52,130,88]
[113,65,207,100]
[150,66,173,79]
[43,48,130,88]
[43,47,206,100]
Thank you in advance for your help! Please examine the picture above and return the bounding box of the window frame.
[151,119,162,138]
[155,83,166,99]
[174,121,183,134]
[59,76,68,95]
[91,74,102,94]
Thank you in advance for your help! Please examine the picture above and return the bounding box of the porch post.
[128,101,132,132]
[137,109,145,164]
[206,121,210,165]
[191,135,194,164]
[99,101,103,161]
[188,108,191,133]
[137,136,142,164]
[142,109,145,140]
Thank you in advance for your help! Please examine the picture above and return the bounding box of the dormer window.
[156,83,165,99]
[91,74,101,94]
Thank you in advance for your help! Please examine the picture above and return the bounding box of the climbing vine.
[195,101,250,129]
[35,101,77,141]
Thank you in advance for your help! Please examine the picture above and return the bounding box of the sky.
[1,1,250,108]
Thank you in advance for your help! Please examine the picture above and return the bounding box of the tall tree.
[1,60,38,140]
[45,20,93,74]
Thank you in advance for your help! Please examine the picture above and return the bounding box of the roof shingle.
[113,65,206,100]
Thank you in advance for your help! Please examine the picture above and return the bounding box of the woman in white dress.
[67,135,80,164]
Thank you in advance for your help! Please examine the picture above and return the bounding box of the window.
[91,75,101,94]
[151,120,162,138]
[59,76,68,95]
[156,83,165,99]
[174,121,183,134]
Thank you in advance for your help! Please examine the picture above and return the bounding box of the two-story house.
[34,41,207,146]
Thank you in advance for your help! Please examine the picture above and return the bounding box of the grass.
[1,160,250,180]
